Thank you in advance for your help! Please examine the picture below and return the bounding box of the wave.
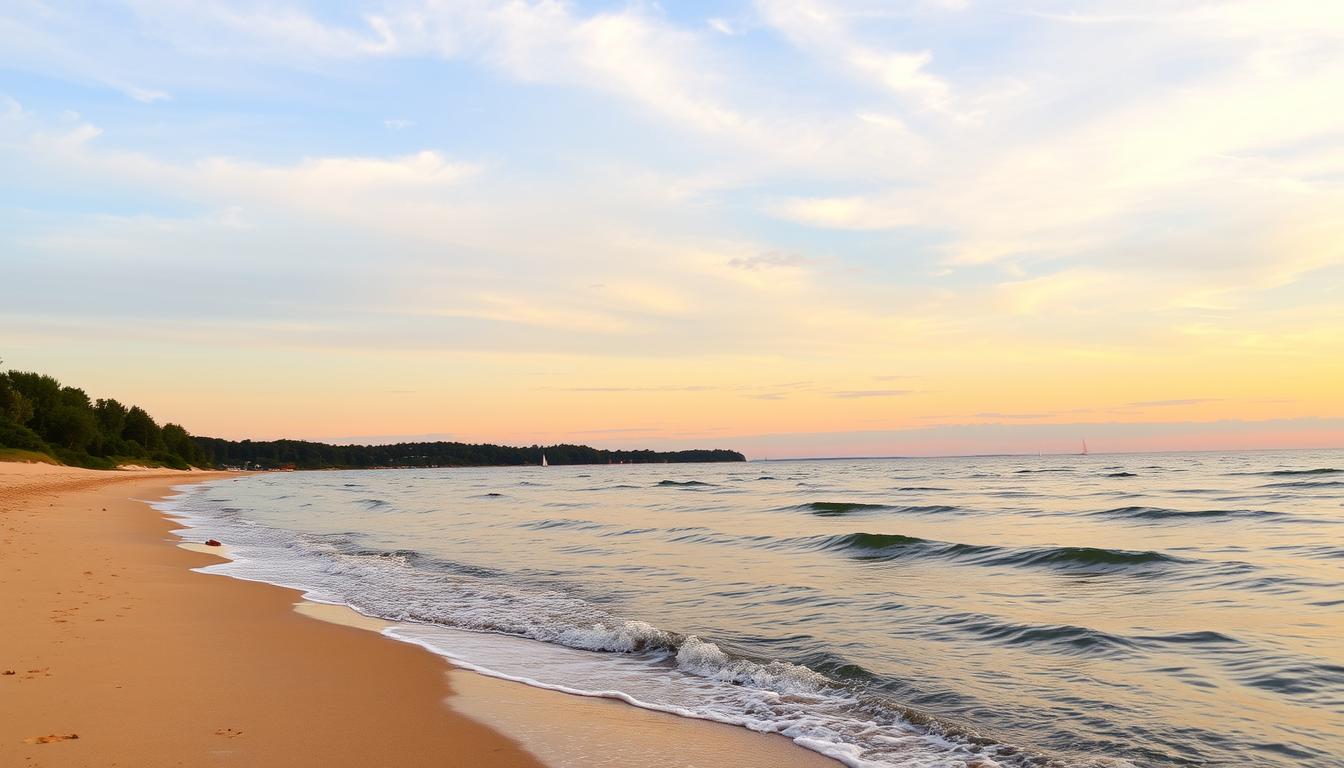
[820,532,931,551]
[1258,480,1344,489]
[796,501,893,516]
[1266,543,1344,560]
[600,526,659,538]
[935,613,1136,657]
[349,547,424,565]
[519,518,611,532]
[1105,472,1138,478]
[1014,468,1074,474]
[810,532,1182,573]
[938,614,1245,659]
[1235,468,1341,477]
[1091,506,1286,521]
[894,486,951,491]
[1009,546,1181,569]
[656,479,715,487]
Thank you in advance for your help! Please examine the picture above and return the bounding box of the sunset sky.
[2,1,1342,457]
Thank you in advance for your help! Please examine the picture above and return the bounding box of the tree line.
[193,438,743,469]
[0,366,206,469]
[0,365,746,469]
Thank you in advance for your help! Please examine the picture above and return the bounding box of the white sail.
[541,453,549,467]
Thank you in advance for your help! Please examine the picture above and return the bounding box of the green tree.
[5,371,62,434]
[0,374,35,425]
[122,406,162,452]
[46,404,99,450]
[161,423,195,463]
[93,398,129,454]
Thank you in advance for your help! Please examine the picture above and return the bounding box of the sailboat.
[1080,439,1089,456]
[541,453,549,467]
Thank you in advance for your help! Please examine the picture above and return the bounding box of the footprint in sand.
[24,733,79,744]
[214,728,244,738]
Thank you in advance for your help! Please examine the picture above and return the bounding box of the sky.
[1,0,1342,458]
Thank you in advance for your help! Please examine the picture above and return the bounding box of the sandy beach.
[0,462,836,768]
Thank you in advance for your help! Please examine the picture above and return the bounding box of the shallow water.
[163,450,1344,767]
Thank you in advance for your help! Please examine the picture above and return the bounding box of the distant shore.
[0,462,836,767]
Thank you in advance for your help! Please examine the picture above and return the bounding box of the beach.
[0,462,837,768]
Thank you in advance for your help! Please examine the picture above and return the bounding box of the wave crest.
[675,636,835,695]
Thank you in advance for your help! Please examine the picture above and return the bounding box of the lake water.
[161,450,1344,767]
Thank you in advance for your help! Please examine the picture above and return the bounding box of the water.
[160,450,1344,767]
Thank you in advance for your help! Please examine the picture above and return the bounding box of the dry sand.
[1,462,838,767]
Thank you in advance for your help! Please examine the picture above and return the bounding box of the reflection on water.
[166,450,1344,768]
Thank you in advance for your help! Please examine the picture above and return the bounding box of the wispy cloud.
[727,251,809,270]
[118,83,170,103]
[707,17,737,36]
[831,389,915,399]
[1123,398,1221,408]
[755,0,954,112]
[551,386,717,393]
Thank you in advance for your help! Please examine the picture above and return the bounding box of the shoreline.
[1,462,837,767]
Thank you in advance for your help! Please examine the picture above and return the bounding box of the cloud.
[551,385,716,393]
[831,389,914,398]
[146,2,751,138]
[755,0,954,111]
[771,195,914,229]
[119,83,170,103]
[11,111,479,226]
[1123,398,1221,408]
[435,294,631,335]
[594,280,694,316]
[707,18,736,35]
[727,251,809,270]
[763,0,1344,292]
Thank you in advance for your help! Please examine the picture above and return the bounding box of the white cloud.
[755,0,953,111]
[430,293,632,335]
[128,2,750,138]
[7,110,480,232]
[1,96,29,121]
[768,5,1344,291]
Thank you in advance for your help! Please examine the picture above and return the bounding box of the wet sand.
[0,463,837,767]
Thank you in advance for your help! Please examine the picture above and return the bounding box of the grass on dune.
[0,447,61,464]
